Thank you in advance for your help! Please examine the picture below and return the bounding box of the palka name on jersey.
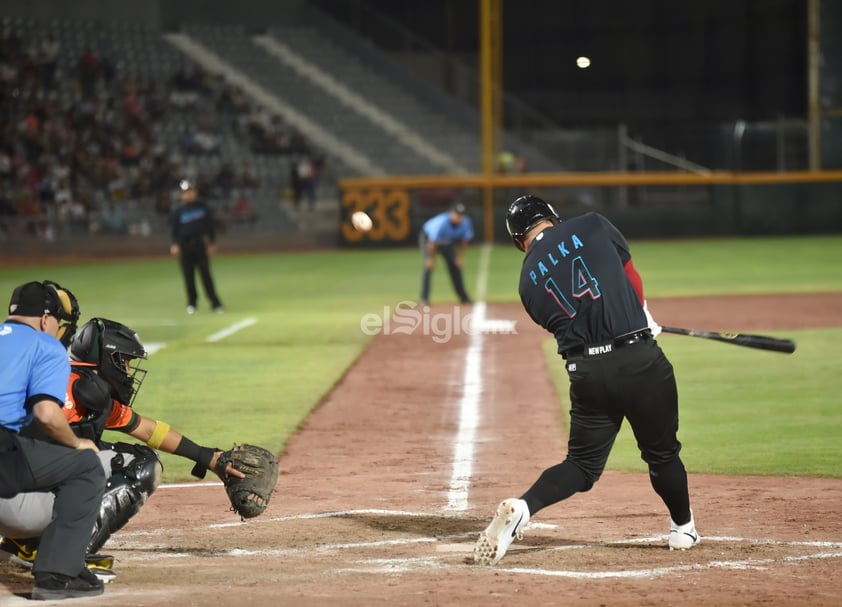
[528,233,585,285]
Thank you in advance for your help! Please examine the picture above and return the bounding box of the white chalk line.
[445,244,492,512]
[113,496,842,579]
[144,342,167,355]
[113,511,842,579]
[134,316,259,354]
[205,317,257,342]
[445,301,484,511]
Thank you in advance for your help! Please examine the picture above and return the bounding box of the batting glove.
[643,300,662,337]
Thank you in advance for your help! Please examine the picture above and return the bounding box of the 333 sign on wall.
[340,188,412,244]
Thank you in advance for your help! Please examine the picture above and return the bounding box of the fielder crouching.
[0,317,244,580]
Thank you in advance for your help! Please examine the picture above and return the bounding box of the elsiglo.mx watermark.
[360,300,517,344]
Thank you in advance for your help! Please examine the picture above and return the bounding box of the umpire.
[0,281,105,599]
[419,202,474,306]
[169,179,224,314]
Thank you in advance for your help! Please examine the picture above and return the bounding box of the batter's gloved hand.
[643,300,662,337]
[215,444,279,520]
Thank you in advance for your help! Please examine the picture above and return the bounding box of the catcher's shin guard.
[87,448,162,554]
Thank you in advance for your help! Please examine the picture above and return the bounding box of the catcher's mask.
[70,317,148,406]
[8,280,80,348]
[505,195,560,251]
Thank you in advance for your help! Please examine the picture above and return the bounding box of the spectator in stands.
[0,148,12,182]
[77,47,99,97]
[0,186,15,239]
[214,163,235,195]
[496,150,526,174]
[98,201,126,235]
[239,166,259,189]
[294,156,317,210]
[232,191,257,225]
[178,130,219,155]
[0,26,307,244]
[36,33,59,87]
[55,186,88,236]
[16,191,44,238]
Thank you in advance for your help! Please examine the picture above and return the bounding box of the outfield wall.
[338,171,842,246]
[3,171,842,260]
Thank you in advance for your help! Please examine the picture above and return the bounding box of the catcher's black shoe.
[32,568,104,600]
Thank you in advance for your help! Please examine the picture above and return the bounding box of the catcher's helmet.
[505,195,560,251]
[45,281,80,348]
[71,318,147,406]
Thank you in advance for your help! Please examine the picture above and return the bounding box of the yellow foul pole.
[480,0,502,242]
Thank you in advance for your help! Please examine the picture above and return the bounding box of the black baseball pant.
[521,339,691,524]
[1,430,105,577]
[419,233,470,304]
[179,241,222,309]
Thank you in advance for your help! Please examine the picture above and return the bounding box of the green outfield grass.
[2,234,840,480]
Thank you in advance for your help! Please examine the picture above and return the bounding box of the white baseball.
[351,211,373,232]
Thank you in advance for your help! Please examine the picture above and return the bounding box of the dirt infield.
[2,294,841,606]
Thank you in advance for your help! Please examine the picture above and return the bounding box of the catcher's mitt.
[215,444,279,519]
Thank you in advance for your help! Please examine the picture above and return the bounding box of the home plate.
[472,319,518,334]
[436,543,472,553]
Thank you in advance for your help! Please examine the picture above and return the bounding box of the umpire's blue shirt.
[422,212,474,245]
[0,321,69,431]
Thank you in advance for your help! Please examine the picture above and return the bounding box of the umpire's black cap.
[8,280,81,347]
[8,281,60,317]
[451,202,467,215]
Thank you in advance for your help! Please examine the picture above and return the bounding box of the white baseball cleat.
[668,511,701,550]
[473,498,530,565]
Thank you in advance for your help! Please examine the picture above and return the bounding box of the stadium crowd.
[0,23,318,242]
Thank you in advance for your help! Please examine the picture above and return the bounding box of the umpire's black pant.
[1,429,104,577]
[419,232,471,304]
[179,241,222,309]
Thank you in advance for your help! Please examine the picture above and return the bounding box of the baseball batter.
[0,317,245,578]
[473,195,700,566]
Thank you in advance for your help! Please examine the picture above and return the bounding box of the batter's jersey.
[518,212,647,353]
[0,321,69,431]
[422,212,474,245]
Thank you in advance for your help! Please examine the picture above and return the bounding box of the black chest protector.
[70,367,115,444]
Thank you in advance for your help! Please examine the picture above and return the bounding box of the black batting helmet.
[70,317,148,406]
[505,195,560,251]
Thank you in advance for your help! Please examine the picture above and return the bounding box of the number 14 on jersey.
[544,256,602,317]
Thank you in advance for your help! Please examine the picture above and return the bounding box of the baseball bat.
[659,326,796,354]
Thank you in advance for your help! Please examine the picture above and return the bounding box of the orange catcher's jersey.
[65,363,137,432]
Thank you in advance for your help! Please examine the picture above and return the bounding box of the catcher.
[0,317,279,577]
